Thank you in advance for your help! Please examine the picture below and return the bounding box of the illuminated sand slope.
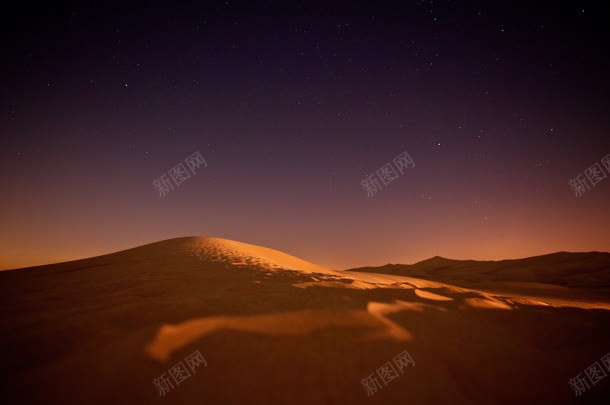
[1,237,609,404]
[346,252,610,307]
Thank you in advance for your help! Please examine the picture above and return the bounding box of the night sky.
[1,1,609,270]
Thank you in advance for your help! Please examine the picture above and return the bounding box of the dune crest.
[183,237,340,275]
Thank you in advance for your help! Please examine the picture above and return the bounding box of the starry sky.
[1,1,609,270]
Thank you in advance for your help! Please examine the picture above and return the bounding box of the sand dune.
[183,237,338,275]
[1,237,609,404]
[347,252,610,304]
[347,252,610,288]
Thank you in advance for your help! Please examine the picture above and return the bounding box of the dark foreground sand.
[1,237,609,404]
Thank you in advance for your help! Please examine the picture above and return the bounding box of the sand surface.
[1,237,609,404]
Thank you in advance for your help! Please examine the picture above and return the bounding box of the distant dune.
[346,252,610,302]
[1,237,609,404]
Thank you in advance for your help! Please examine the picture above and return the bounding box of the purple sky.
[1,1,609,270]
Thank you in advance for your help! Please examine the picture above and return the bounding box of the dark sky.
[1,0,609,270]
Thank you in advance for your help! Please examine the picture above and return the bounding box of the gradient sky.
[1,1,609,270]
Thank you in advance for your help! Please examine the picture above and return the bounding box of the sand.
[1,236,609,404]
